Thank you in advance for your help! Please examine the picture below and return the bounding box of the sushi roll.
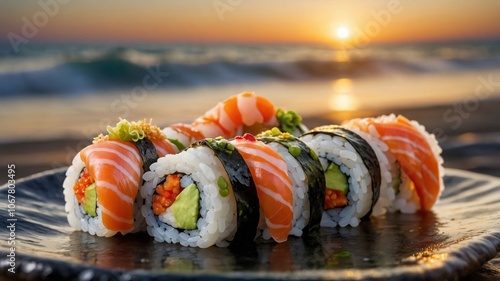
[141,137,260,248]
[340,121,400,216]
[229,133,295,243]
[300,125,381,228]
[63,119,178,237]
[164,92,308,149]
[342,114,444,213]
[257,128,325,238]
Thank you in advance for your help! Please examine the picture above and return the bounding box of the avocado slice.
[170,183,200,230]
[325,163,349,195]
[83,183,97,217]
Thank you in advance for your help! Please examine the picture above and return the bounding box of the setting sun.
[335,26,351,41]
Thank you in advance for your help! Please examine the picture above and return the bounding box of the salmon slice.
[169,123,206,142]
[255,94,276,122]
[80,140,142,232]
[231,135,293,242]
[369,115,441,210]
[192,92,279,139]
[151,138,178,156]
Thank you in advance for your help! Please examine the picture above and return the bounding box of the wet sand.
[1,68,499,141]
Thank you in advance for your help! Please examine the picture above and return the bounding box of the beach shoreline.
[1,68,500,141]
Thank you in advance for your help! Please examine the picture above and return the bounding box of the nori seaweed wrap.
[300,125,381,227]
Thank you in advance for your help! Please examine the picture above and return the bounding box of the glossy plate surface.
[1,168,499,281]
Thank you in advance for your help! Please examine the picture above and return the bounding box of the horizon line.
[1,36,499,48]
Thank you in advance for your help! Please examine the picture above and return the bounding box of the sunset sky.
[1,0,500,45]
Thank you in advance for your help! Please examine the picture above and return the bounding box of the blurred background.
[0,0,499,179]
[0,1,499,278]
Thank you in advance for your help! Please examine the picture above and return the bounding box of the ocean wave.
[1,48,500,97]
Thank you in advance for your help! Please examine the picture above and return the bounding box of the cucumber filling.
[324,162,349,209]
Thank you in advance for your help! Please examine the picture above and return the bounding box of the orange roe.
[324,189,348,209]
[152,174,182,215]
[73,169,94,205]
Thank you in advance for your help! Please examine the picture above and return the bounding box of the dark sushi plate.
[1,168,499,281]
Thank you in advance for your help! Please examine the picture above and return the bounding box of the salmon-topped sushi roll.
[63,119,178,237]
[164,92,307,149]
[230,133,294,243]
[257,128,325,238]
[343,114,444,213]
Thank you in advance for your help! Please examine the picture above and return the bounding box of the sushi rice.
[141,146,237,248]
[300,133,375,228]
